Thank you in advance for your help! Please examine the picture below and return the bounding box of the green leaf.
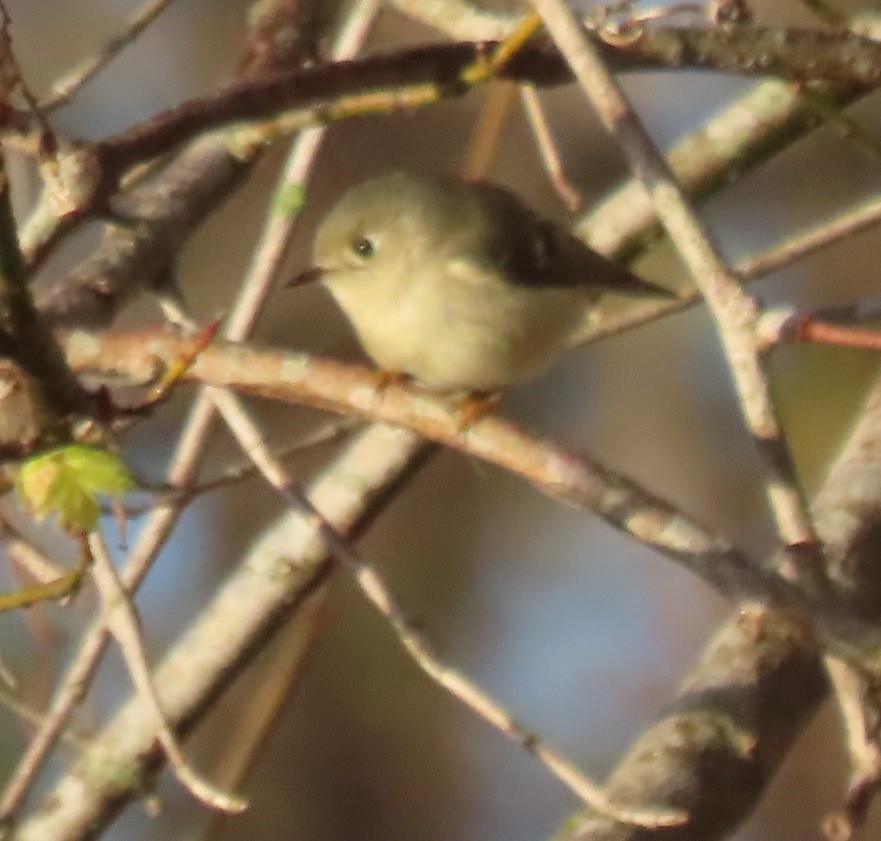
[15,445,135,532]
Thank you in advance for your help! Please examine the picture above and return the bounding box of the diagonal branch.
[531,0,820,575]
[62,328,769,599]
[86,531,246,814]
[40,0,181,112]
[574,188,881,346]
[89,25,881,188]
[561,359,881,839]
[200,379,682,827]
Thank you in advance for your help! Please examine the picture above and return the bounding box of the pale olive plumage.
[306,172,668,391]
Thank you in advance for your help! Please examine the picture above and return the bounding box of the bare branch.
[756,308,881,352]
[63,327,766,598]
[0,152,88,437]
[575,189,881,346]
[562,604,826,841]
[560,354,881,839]
[532,0,820,571]
[191,363,682,827]
[520,84,583,210]
[89,25,881,186]
[736,192,881,280]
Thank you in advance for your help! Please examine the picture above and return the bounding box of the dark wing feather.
[467,181,673,299]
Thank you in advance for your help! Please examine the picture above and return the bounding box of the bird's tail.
[566,269,680,348]
[604,264,677,300]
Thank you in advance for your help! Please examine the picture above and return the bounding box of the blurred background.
[2,1,881,839]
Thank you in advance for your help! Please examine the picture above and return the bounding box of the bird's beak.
[286,266,327,287]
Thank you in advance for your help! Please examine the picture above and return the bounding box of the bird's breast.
[324,262,591,391]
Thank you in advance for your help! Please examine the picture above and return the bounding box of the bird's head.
[289,172,473,291]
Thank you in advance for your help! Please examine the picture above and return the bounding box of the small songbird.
[292,172,671,392]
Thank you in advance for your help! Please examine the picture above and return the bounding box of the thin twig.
[0,506,67,586]
[6,540,68,589]
[756,308,881,352]
[736,192,881,281]
[87,532,246,814]
[118,419,358,514]
[3,540,91,614]
[41,0,180,112]
[520,84,582,210]
[0,687,87,750]
[573,190,881,347]
[822,656,881,840]
[344,536,683,827]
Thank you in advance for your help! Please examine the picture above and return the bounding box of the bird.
[291,171,672,393]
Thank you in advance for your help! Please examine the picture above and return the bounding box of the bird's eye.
[352,237,374,259]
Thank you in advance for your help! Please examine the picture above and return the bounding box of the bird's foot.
[366,368,412,415]
[453,391,501,431]
[370,368,409,392]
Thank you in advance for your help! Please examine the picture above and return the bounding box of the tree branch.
[0,153,87,440]
[90,24,881,186]
[561,358,881,838]
[58,327,779,600]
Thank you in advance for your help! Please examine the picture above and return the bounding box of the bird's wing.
[469,181,673,299]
